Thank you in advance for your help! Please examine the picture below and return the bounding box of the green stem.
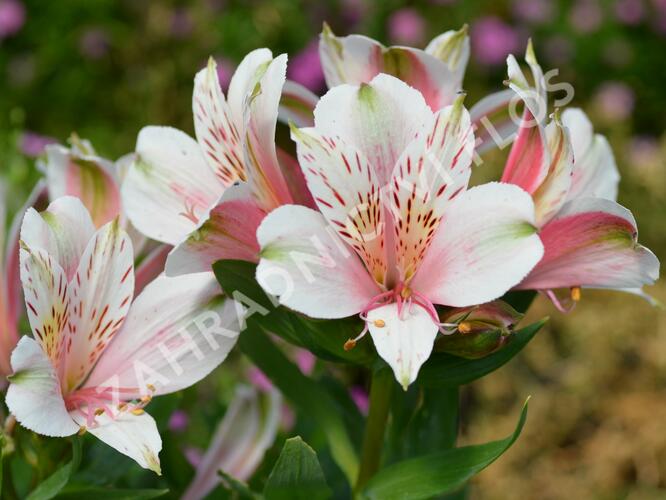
[354,367,394,495]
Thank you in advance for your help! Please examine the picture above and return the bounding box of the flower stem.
[354,366,394,495]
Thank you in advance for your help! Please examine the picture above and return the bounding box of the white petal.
[367,303,439,390]
[313,73,431,184]
[63,220,134,392]
[122,126,225,245]
[412,182,544,307]
[84,272,240,399]
[256,205,380,319]
[21,197,96,280]
[227,48,273,124]
[6,337,78,437]
[71,409,162,474]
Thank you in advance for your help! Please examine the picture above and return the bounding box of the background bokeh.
[1,0,665,498]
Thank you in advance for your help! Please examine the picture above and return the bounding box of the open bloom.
[256,74,544,388]
[6,197,240,472]
[122,50,314,277]
[500,49,659,303]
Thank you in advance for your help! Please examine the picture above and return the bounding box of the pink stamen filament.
[542,289,576,313]
[65,386,153,428]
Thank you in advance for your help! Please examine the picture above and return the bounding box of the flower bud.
[435,300,524,359]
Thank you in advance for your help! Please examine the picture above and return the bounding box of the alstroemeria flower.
[6,197,240,472]
[500,52,659,302]
[255,74,544,388]
[319,23,469,112]
[122,50,315,277]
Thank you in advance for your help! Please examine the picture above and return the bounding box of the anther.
[344,339,356,351]
[94,408,105,416]
[141,395,152,405]
[373,319,386,328]
[118,402,128,411]
[147,383,156,392]
[131,408,145,416]
[457,321,472,334]
[571,286,581,302]
[78,426,88,435]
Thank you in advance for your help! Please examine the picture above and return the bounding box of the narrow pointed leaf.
[264,437,331,500]
[361,400,530,500]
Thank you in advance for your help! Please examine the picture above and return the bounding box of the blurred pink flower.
[20,132,56,157]
[184,447,204,468]
[171,8,193,39]
[628,136,660,169]
[512,0,554,24]
[79,28,110,60]
[544,35,574,64]
[387,8,426,45]
[615,0,644,24]
[350,386,369,415]
[294,348,315,374]
[168,410,189,433]
[287,40,325,92]
[247,366,274,392]
[341,0,366,26]
[593,82,635,122]
[471,17,520,66]
[569,0,603,33]
[214,57,234,91]
[0,0,25,39]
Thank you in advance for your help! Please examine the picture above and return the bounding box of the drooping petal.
[256,205,380,319]
[243,53,294,209]
[84,273,240,399]
[278,79,319,128]
[19,246,70,365]
[424,25,470,88]
[517,198,659,290]
[313,73,431,185]
[291,126,387,285]
[43,144,121,227]
[122,126,225,245]
[193,58,246,186]
[165,185,266,276]
[63,220,134,392]
[532,118,574,226]
[6,337,79,437]
[389,98,475,280]
[71,409,162,474]
[319,24,460,111]
[412,182,544,307]
[21,197,96,280]
[367,303,439,390]
[182,386,282,500]
[562,108,620,202]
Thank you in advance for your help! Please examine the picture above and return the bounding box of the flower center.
[65,385,156,431]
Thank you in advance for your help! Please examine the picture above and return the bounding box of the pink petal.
[278,79,319,128]
[134,244,171,295]
[517,198,659,290]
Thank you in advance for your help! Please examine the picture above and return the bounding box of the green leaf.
[218,470,259,499]
[362,399,530,500]
[418,319,547,388]
[27,438,82,500]
[239,328,359,485]
[264,437,331,500]
[55,487,168,499]
[213,260,374,365]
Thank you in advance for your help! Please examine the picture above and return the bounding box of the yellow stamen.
[373,319,386,328]
[131,408,145,416]
[457,321,472,334]
[344,339,357,351]
[78,426,87,436]
[141,395,152,405]
[571,286,582,302]
[147,383,156,393]
[94,408,105,416]
[118,402,128,411]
